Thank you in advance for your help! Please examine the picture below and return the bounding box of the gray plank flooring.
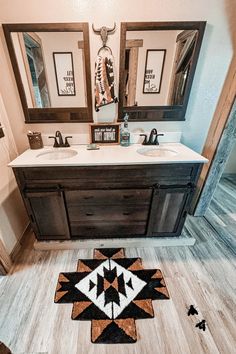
[0,177,235,353]
[205,174,236,253]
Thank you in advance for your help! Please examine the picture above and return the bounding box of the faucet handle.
[154,133,164,145]
[48,136,59,147]
[64,136,72,147]
[139,134,148,145]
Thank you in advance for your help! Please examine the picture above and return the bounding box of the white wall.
[181,2,234,152]
[0,0,233,155]
[0,93,28,254]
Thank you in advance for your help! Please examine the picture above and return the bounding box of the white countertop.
[8,143,208,167]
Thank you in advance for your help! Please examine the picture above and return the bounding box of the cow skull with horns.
[92,23,116,47]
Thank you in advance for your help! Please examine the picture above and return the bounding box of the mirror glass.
[3,23,92,123]
[124,29,198,107]
[118,22,206,121]
[11,31,86,108]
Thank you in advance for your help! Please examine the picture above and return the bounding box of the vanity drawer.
[18,164,197,188]
[70,221,147,238]
[65,189,152,205]
[67,204,149,222]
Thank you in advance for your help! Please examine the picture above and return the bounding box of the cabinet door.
[24,189,70,240]
[147,185,194,237]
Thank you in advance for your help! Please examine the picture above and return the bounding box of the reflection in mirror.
[118,22,206,121]
[11,32,86,108]
[3,23,92,123]
[124,29,198,107]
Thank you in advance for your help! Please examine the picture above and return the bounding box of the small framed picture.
[90,123,120,144]
[143,49,166,94]
[53,52,76,96]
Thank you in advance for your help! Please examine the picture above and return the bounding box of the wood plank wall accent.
[193,56,236,215]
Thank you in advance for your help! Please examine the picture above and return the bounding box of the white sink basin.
[137,147,178,158]
[36,149,78,160]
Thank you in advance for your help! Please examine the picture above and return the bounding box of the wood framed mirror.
[118,21,206,121]
[3,23,93,123]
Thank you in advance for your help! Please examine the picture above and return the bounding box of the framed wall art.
[90,123,120,144]
[143,49,166,94]
[53,52,76,96]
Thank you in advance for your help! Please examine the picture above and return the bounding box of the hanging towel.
[94,52,118,111]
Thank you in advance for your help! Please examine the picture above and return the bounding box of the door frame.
[192,56,236,215]
[18,32,51,108]
[124,39,143,106]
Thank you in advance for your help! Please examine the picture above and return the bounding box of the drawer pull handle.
[86,212,94,216]
[123,195,134,199]
[84,196,94,200]
[123,212,131,216]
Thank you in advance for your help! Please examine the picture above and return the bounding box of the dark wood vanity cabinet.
[13,163,202,241]
[24,189,70,240]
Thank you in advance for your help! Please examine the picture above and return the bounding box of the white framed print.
[143,49,166,94]
[53,52,76,96]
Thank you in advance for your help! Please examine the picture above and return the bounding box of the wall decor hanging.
[93,24,118,111]
[53,52,76,96]
[143,49,166,94]
[90,123,120,144]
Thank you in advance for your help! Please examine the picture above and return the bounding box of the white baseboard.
[10,223,31,260]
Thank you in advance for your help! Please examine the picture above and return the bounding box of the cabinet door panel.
[148,186,193,236]
[25,190,70,240]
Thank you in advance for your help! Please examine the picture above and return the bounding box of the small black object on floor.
[196,320,206,331]
[187,305,198,316]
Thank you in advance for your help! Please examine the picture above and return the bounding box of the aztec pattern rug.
[54,248,170,343]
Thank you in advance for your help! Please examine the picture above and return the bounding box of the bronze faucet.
[49,131,72,147]
[140,129,164,145]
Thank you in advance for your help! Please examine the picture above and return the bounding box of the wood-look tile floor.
[0,178,236,354]
[205,175,236,253]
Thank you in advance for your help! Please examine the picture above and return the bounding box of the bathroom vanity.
[9,144,207,241]
[3,20,208,243]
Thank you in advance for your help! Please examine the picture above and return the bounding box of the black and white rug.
[54,248,170,343]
